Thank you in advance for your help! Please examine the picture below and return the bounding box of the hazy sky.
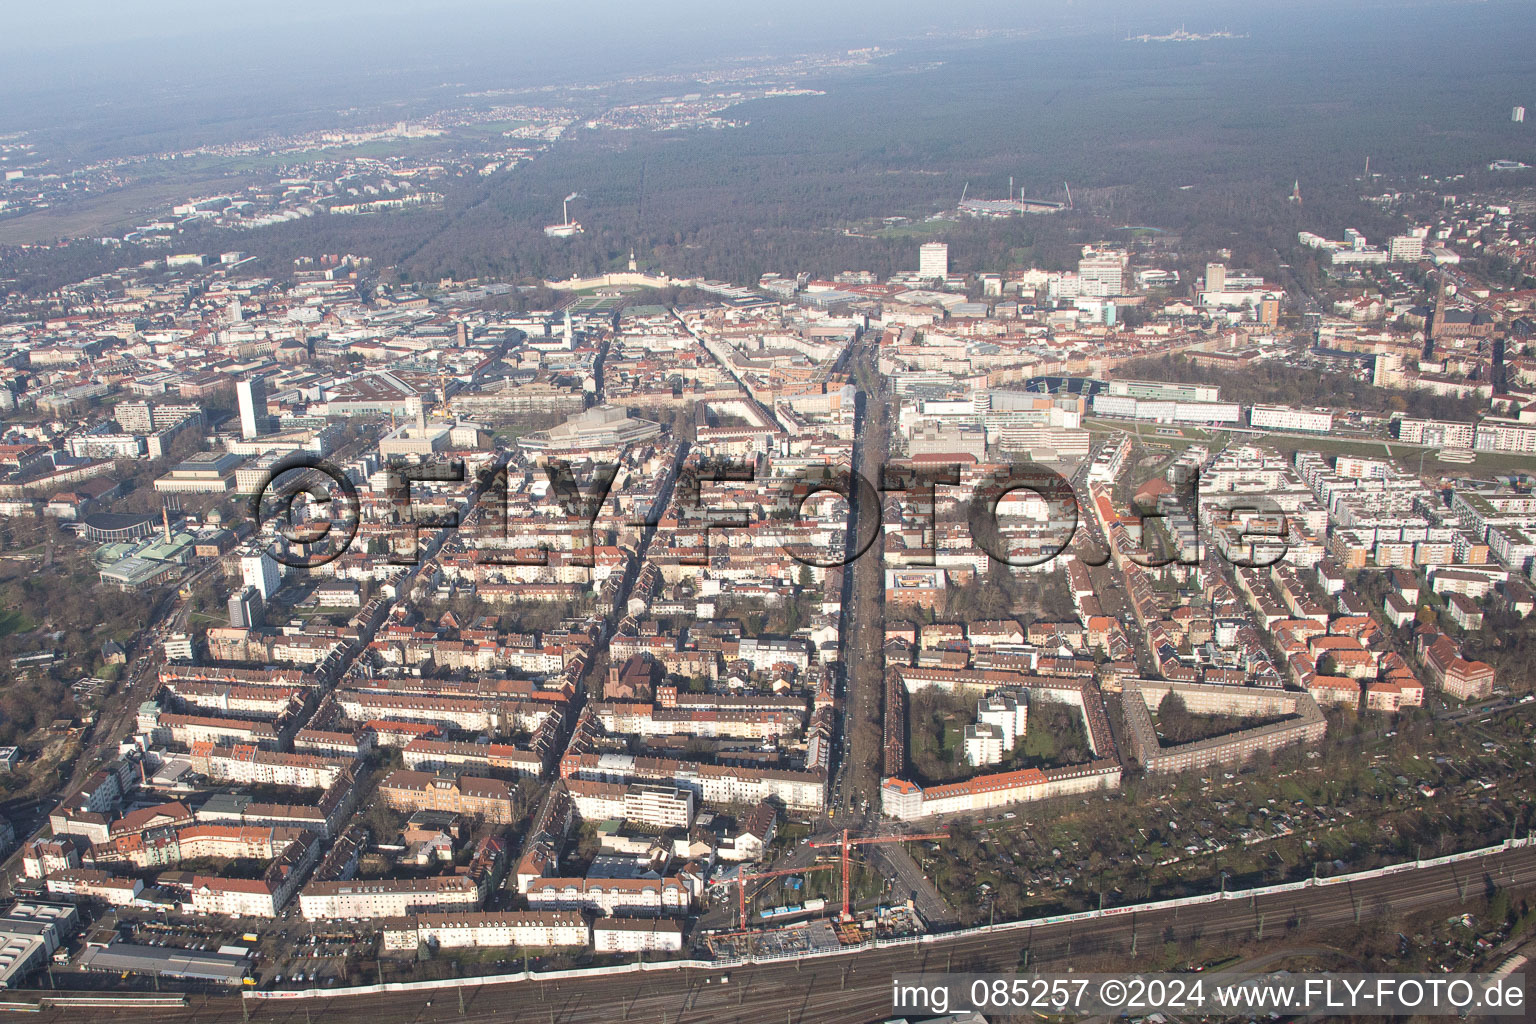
[0,0,1072,133]
[2,1,1255,74]
[1,1,1002,120]
[4,1,1529,139]
[6,0,1464,51]
[11,1,1001,57]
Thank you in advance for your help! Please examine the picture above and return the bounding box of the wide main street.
[837,329,891,816]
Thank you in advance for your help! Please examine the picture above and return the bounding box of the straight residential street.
[838,329,891,817]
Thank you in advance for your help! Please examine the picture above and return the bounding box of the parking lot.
[253,924,376,987]
[87,915,376,988]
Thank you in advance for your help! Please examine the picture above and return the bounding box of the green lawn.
[871,218,951,239]
[941,719,964,761]
[1247,432,1536,477]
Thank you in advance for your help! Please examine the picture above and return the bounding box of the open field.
[0,175,253,244]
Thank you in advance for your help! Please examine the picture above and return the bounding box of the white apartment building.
[1475,418,1536,454]
[299,876,480,921]
[1249,405,1333,434]
[918,243,949,280]
[1333,456,1397,480]
[1488,525,1536,574]
[189,877,285,918]
[1389,234,1425,262]
[240,552,282,602]
[1395,417,1475,449]
[1086,435,1132,485]
[45,870,142,907]
[1092,394,1241,425]
[882,765,1121,820]
[163,633,195,662]
[382,911,588,952]
[735,637,810,672]
[593,918,684,953]
[1077,249,1126,298]
[567,779,626,821]
[1450,490,1536,541]
[622,785,694,830]
[67,434,147,459]
[194,747,348,790]
[564,754,825,814]
[1205,262,1227,293]
[965,723,1005,766]
[523,876,691,917]
[977,694,1028,750]
[1373,350,1405,387]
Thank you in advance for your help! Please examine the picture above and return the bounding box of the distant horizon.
[8,1,1526,134]
[0,0,1533,1007]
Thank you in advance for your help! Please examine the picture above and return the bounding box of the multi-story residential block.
[44,870,142,906]
[918,243,948,280]
[1249,405,1333,434]
[523,875,692,917]
[381,911,589,953]
[1395,417,1475,449]
[1475,418,1536,454]
[593,917,684,953]
[622,784,694,830]
[299,876,481,921]
[378,770,516,824]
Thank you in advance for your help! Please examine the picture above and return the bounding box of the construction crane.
[809,829,948,919]
[708,864,834,931]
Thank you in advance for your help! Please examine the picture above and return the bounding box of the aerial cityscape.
[0,1,1534,1021]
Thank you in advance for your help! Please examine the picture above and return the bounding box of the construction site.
[700,830,943,959]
